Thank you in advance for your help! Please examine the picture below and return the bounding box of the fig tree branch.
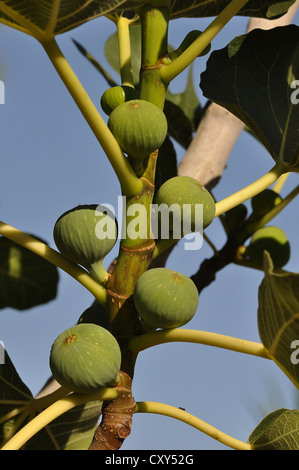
[0,221,108,305]
[135,401,252,450]
[1,388,118,451]
[128,328,270,359]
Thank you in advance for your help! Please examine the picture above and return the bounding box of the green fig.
[153,176,215,239]
[133,268,199,329]
[251,189,282,217]
[100,85,138,116]
[49,323,121,394]
[108,99,168,160]
[223,204,247,232]
[246,226,290,268]
[53,205,117,282]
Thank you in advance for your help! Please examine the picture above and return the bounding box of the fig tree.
[108,99,168,160]
[49,323,121,394]
[100,85,138,116]
[153,176,215,238]
[53,204,117,282]
[246,225,290,268]
[133,267,199,329]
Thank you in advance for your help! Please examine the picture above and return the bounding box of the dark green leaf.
[258,252,299,388]
[166,65,201,130]
[0,349,33,444]
[25,399,102,450]
[154,136,177,197]
[200,26,299,171]
[164,99,194,149]
[0,236,59,311]
[122,0,295,19]
[248,409,299,450]
[0,0,129,38]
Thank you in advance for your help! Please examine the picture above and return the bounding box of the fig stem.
[135,401,252,450]
[160,0,250,84]
[116,15,135,87]
[40,37,142,197]
[128,328,271,359]
[272,172,289,193]
[0,388,118,451]
[0,221,107,305]
[214,162,286,218]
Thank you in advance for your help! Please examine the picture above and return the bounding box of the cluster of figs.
[49,88,290,395]
[49,178,216,393]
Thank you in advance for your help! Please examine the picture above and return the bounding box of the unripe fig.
[53,205,117,282]
[223,204,247,232]
[50,323,121,394]
[153,176,215,238]
[77,302,110,331]
[251,189,282,217]
[100,85,138,116]
[246,225,290,268]
[133,268,199,329]
[108,99,168,160]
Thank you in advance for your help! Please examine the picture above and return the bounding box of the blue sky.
[0,7,298,450]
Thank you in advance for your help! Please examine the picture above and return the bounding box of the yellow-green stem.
[0,221,107,305]
[135,401,252,450]
[160,0,250,84]
[40,38,142,197]
[1,388,118,451]
[214,162,286,218]
[128,328,270,359]
[272,172,289,193]
[116,16,134,87]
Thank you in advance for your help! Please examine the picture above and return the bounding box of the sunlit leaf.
[248,408,299,450]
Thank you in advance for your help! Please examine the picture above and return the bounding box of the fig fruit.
[53,205,117,281]
[223,204,247,232]
[133,267,199,329]
[251,189,282,217]
[108,99,168,160]
[246,226,290,268]
[77,302,110,331]
[100,85,138,116]
[153,176,215,238]
[49,323,121,394]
